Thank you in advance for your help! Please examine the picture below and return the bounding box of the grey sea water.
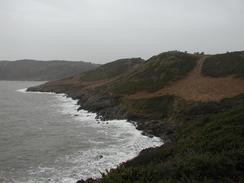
[0,81,162,183]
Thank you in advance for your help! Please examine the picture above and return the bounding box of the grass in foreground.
[98,94,244,183]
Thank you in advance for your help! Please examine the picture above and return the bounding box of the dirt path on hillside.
[129,57,244,102]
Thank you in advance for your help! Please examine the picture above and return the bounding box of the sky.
[0,0,244,64]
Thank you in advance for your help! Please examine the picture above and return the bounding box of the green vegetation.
[97,94,244,183]
[110,51,198,94]
[26,50,244,183]
[123,96,175,120]
[202,51,244,78]
[80,58,143,81]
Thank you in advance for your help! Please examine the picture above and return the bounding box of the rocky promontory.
[27,51,244,183]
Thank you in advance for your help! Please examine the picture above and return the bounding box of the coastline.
[7,50,244,182]
[26,85,176,143]
[19,87,163,182]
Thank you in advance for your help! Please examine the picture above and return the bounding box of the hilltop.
[0,59,99,81]
[29,51,244,101]
[28,51,244,183]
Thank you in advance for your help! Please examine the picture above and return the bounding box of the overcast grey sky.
[0,0,244,63]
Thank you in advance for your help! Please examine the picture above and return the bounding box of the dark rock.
[76,180,85,183]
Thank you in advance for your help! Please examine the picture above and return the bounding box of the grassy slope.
[29,52,199,96]
[106,51,199,95]
[202,51,244,78]
[123,95,176,120]
[80,58,144,81]
[98,94,244,183]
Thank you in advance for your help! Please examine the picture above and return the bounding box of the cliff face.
[27,51,244,183]
[0,59,99,81]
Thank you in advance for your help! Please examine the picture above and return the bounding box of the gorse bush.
[97,94,244,183]
[202,51,244,78]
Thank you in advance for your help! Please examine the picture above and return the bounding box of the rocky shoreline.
[19,51,244,182]
[27,84,176,183]
[27,85,176,142]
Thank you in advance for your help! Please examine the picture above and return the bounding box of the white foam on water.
[13,89,163,183]
[16,88,57,95]
[16,88,27,93]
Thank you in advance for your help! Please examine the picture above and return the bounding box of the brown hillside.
[129,56,244,101]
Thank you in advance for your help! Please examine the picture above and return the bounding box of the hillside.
[27,51,244,183]
[95,94,244,183]
[0,59,99,81]
[109,51,199,94]
[28,57,144,94]
[129,55,244,101]
[80,58,144,81]
[202,51,244,78]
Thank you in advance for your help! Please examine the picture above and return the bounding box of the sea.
[0,81,162,183]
